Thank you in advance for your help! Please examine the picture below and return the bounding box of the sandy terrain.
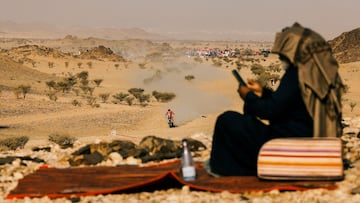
[0,38,360,203]
[0,40,359,150]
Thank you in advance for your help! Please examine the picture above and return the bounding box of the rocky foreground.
[1,117,360,203]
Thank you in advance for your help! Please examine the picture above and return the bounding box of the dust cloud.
[127,59,233,126]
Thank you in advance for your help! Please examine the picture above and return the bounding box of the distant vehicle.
[261,50,271,57]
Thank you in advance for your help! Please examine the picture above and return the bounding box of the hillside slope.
[0,55,56,92]
[330,27,360,63]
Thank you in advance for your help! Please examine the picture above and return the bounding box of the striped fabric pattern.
[257,138,344,180]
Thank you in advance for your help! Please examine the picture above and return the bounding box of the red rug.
[7,161,339,199]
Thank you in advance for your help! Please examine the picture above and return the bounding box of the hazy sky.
[0,0,359,40]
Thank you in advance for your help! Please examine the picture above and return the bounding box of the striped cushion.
[257,138,344,180]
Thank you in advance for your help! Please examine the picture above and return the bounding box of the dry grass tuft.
[0,136,29,150]
[48,133,77,148]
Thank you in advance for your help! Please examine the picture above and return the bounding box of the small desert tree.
[46,80,57,90]
[65,61,69,68]
[125,96,135,105]
[77,71,89,81]
[93,79,103,87]
[112,92,129,103]
[87,61,92,69]
[15,85,31,99]
[48,61,54,68]
[138,63,146,69]
[86,96,99,107]
[99,93,110,103]
[77,62,83,69]
[251,63,265,75]
[128,88,145,99]
[184,75,195,81]
[138,94,150,105]
[152,91,176,102]
[350,102,357,112]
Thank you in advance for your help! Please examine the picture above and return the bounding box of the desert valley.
[0,26,360,202]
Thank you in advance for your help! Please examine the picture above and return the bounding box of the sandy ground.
[0,55,242,149]
[0,50,360,151]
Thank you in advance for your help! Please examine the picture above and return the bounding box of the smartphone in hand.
[231,69,247,86]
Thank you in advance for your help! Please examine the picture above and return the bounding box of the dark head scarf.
[272,23,344,137]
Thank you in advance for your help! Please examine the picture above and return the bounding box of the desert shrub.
[47,91,58,101]
[350,102,357,112]
[46,80,56,90]
[125,96,135,105]
[268,63,282,72]
[48,61,54,68]
[80,85,90,94]
[256,72,280,88]
[57,81,71,93]
[113,92,129,103]
[65,61,69,68]
[72,99,81,106]
[77,62,82,69]
[212,58,222,67]
[80,79,89,86]
[0,136,29,150]
[251,63,265,75]
[87,61,92,69]
[193,56,203,63]
[128,88,145,99]
[244,57,254,62]
[77,71,88,80]
[184,75,195,81]
[138,63,146,69]
[138,94,150,105]
[48,133,76,148]
[88,87,95,96]
[114,64,120,69]
[235,59,245,70]
[223,56,232,63]
[99,93,110,103]
[93,79,103,87]
[64,75,77,87]
[86,96,97,107]
[14,85,31,99]
[152,91,176,102]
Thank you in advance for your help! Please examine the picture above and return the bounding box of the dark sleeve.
[243,67,300,120]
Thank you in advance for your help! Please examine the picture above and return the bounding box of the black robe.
[209,66,313,176]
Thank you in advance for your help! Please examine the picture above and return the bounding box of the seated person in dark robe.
[207,23,343,176]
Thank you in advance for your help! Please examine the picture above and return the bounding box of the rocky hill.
[78,45,126,62]
[329,27,360,64]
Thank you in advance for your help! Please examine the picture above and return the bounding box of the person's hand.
[237,79,263,99]
[247,79,263,97]
[237,85,250,100]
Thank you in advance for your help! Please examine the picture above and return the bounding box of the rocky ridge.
[330,27,360,64]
